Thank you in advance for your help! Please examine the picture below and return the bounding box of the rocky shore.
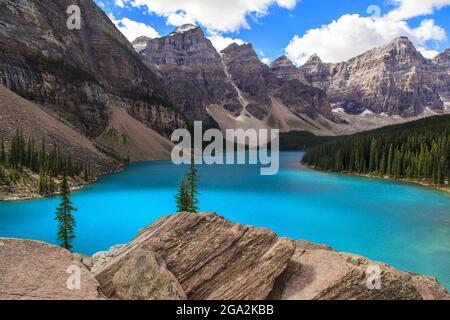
[0,212,448,300]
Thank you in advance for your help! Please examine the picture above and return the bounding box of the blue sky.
[94,0,450,65]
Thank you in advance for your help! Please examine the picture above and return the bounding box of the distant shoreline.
[302,163,450,195]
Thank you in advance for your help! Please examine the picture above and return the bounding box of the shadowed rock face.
[300,37,448,116]
[92,213,449,301]
[0,0,185,138]
[139,25,240,124]
[270,56,307,83]
[139,27,334,127]
[221,44,333,120]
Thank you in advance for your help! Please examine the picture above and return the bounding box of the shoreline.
[0,166,124,203]
[302,163,450,195]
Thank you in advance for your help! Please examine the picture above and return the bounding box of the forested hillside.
[302,116,450,188]
[0,129,91,197]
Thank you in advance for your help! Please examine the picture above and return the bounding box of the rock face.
[94,212,296,300]
[0,239,99,300]
[139,24,240,125]
[92,212,449,300]
[300,37,449,116]
[132,36,152,53]
[270,56,307,83]
[0,0,185,140]
[221,43,334,121]
[139,26,335,132]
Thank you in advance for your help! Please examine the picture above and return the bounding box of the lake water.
[0,152,449,290]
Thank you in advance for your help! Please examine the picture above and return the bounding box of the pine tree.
[55,174,77,251]
[175,177,190,212]
[175,156,200,213]
[186,156,199,213]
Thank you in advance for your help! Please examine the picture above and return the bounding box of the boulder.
[269,247,450,300]
[94,212,297,300]
[0,238,99,300]
[111,250,187,300]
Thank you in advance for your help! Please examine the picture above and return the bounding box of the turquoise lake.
[0,152,449,290]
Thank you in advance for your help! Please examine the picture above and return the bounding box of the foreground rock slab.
[270,244,449,300]
[1,213,448,300]
[94,213,449,301]
[0,239,99,300]
[94,212,296,300]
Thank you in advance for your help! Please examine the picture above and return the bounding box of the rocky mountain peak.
[305,54,324,65]
[270,55,306,83]
[381,36,425,64]
[271,56,295,67]
[433,48,450,68]
[139,22,240,122]
[170,24,201,36]
[132,36,152,53]
[221,43,262,67]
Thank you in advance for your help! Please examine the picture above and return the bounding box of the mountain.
[131,36,152,53]
[300,37,449,117]
[138,24,240,126]
[0,84,118,200]
[222,43,334,121]
[0,0,184,161]
[138,27,336,134]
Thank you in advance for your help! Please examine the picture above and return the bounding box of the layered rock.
[0,0,185,139]
[270,56,306,83]
[433,48,450,69]
[222,44,333,120]
[139,26,334,132]
[94,212,296,300]
[139,24,240,125]
[300,37,447,116]
[92,212,449,300]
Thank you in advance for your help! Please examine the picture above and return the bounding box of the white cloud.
[122,0,300,33]
[387,0,450,21]
[261,57,271,65]
[417,46,441,59]
[110,15,160,41]
[286,14,447,65]
[207,34,246,52]
[114,0,125,8]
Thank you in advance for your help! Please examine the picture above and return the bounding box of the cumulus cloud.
[122,0,300,33]
[286,14,447,65]
[110,15,160,41]
[387,0,450,21]
[208,34,246,52]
